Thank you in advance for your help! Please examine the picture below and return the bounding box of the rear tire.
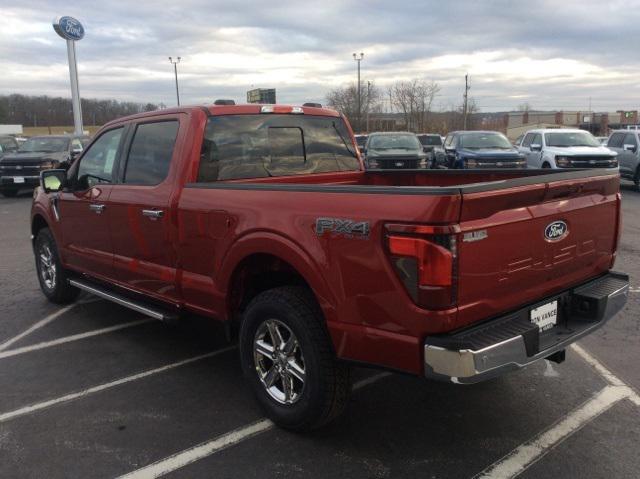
[542,162,551,168]
[34,228,80,304]
[240,286,351,431]
[1,189,18,198]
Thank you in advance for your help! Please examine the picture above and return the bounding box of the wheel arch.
[31,213,50,244]
[219,232,337,328]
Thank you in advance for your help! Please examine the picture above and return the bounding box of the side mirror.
[70,148,83,159]
[530,143,542,152]
[623,144,637,153]
[40,169,67,193]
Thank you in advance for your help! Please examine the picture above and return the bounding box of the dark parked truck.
[363,131,428,169]
[31,104,629,430]
[435,130,527,169]
[0,135,89,197]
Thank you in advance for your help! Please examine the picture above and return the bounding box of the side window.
[77,128,123,188]
[124,121,179,185]
[531,133,542,146]
[522,133,533,148]
[607,133,623,148]
[624,133,638,147]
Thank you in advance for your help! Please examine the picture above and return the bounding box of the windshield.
[369,134,421,150]
[544,132,600,147]
[459,132,513,150]
[0,138,17,151]
[418,135,442,146]
[19,137,69,153]
[197,114,360,181]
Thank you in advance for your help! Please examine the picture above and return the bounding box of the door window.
[531,133,542,147]
[76,128,123,188]
[623,133,638,148]
[522,133,534,148]
[124,121,179,185]
[607,133,624,148]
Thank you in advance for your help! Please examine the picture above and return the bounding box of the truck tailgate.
[456,172,620,329]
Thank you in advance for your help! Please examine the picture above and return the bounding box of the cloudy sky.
[2,0,639,112]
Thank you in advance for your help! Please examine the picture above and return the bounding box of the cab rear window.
[197,115,359,181]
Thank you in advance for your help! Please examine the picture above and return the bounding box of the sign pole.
[66,39,83,135]
[53,16,85,135]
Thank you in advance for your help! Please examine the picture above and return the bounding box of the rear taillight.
[385,224,459,310]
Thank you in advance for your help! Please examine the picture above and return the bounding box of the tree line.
[0,94,164,127]
[326,79,480,133]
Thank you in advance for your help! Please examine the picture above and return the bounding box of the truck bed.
[180,167,620,372]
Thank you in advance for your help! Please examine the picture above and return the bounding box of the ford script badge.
[544,220,568,241]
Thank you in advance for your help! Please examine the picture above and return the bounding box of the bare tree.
[389,79,440,132]
[326,82,381,132]
[517,102,532,112]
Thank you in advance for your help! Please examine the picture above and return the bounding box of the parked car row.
[0,134,90,197]
[359,128,636,185]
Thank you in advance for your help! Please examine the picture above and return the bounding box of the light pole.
[366,80,371,133]
[353,52,364,132]
[168,56,181,106]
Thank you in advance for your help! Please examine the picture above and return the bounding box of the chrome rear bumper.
[424,272,629,384]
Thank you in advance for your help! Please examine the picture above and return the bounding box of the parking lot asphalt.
[0,179,639,479]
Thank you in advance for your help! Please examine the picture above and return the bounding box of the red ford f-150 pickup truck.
[31,103,629,430]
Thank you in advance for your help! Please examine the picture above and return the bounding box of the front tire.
[240,286,351,431]
[34,228,80,304]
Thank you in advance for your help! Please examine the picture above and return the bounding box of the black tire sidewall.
[240,290,331,429]
[34,228,77,303]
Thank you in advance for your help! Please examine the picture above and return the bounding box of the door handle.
[89,204,105,214]
[142,209,164,220]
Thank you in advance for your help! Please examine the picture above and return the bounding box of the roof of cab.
[104,103,341,128]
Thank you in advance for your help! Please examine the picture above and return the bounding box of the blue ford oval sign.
[53,16,85,41]
[544,220,568,241]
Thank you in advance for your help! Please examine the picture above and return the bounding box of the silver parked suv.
[606,129,640,190]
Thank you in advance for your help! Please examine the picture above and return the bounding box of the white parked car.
[517,129,617,169]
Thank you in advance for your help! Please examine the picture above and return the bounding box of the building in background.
[246,88,276,104]
[505,110,640,139]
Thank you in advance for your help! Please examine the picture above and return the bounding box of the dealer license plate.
[13,177,25,184]
[530,300,557,332]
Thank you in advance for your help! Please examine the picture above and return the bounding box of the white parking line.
[476,385,630,479]
[118,419,274,479]
[0,318,154,360]
[476,344,640,478]
[571,343,640,405]
[0,304,76,352]
[0,346,236,424]
[117,372,392,479]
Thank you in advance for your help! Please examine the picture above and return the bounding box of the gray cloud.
[2,0,640,111]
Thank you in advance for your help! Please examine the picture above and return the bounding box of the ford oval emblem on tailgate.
[544,220,568,241]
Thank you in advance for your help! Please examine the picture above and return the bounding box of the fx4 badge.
[315,217,370,239]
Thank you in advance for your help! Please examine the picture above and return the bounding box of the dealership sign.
[53,16,85,41]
